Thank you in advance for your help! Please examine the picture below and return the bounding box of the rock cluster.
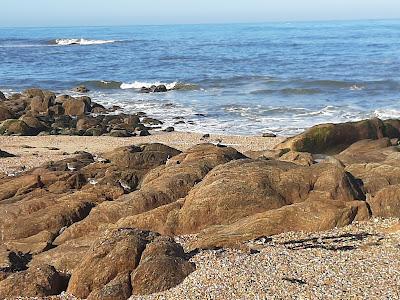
[0,88,162,137]
[0,117,399,297]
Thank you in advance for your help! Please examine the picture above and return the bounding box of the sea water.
[1,20,400,135]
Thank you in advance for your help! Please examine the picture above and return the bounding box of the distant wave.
[50,38,118,46]
[120,81,199,91]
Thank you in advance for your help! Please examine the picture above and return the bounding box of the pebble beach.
[131,219,400,300]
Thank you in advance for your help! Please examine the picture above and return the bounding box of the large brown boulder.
[30,96,52,114]
[275,118,400,154]
[335,138,398,166]
[20,115,47,134]
[166,160,364,235]
[367,184,400,218]
[0,264,67,298]
[66,228,156,299]
[191,199,370,250]
[0,119,36,135]
[0,106,13,121]
[55,144,245,244]
[131,236,195,295]
[62,97,91,116]
[346,152,400,196]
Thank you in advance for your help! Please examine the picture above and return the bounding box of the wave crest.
[120,81,199,91]
[50,38,117,46]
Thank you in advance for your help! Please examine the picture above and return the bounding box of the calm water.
[1,20,400,135]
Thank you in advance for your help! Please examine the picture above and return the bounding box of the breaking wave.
[120,81,199,91]
[50,38,118,46]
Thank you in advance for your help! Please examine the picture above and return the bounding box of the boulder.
[131,236,195,295]
[30,95,53,114]
[0,264,67,298]
[62,97,90,116]
[76,116,101,131]
[55,144,245,244]
[19,115,47,134]
[335,138,398,166]
[87,272,132,300]
[143,117,163,126]
[66,228,156,299]
[0,119,36,136]
[0,91,6,100]
[73,85,89,93]
[367,184,400,218]
[0,106,13,121]
[275,118,400,154]
[92,103,107,114]
[163,159,364,235]
[279,150,314,166]
[191,199,370,250]
[154,85,168,92]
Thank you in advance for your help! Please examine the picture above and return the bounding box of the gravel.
[129,218,400,300]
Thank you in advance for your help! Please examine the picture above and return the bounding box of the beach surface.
[0,131,284,174]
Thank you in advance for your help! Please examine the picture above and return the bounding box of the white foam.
[373,108,400,119]
[55,38,117,46]
[350,84,365,91]
[120,81,177,90]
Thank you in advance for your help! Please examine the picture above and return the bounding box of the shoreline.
[0,131,285,173]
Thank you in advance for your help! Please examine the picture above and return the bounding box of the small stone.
[164,127,175,132]
[262,133,277,138]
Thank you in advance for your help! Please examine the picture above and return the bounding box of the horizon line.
[1,17,399,29]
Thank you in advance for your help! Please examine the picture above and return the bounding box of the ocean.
[1,19,400,135]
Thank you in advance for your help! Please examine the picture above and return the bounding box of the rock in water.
[73,85,90,93]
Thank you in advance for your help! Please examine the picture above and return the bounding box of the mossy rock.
[0,119,37,136]
[275,118,400,154]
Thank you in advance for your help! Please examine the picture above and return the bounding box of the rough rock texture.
[0,88,164,137]
[2,122,400,297]
[55,144,245,244]
[0,106,13,122]
[131,236,195,295]
[191,199,370,250]
[66,228,152,299]
[0,264,67,298]
[275,118,400,154]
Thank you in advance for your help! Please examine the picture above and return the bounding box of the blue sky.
[1,0,400,27]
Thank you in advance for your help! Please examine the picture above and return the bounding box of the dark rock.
[0,91,6,101]
[0,149,15,158]
[91,102,107,114]
[73,85,89,93]
[0,106,13,121]
[109,129,131,137]
[142,117,163,126]
[0,119,36,136]
[153,85,168,93]
[262,132,277,138]
[164,126,175,132]
[139,129,150,136]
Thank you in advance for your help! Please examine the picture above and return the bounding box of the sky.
[1,0,400,27]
